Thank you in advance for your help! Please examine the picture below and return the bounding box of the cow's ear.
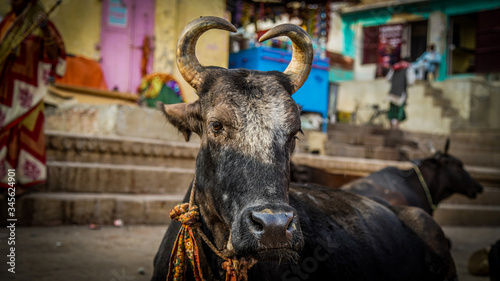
[158,101,203,142]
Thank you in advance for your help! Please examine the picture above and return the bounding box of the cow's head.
[160,17,312,262]
[420,139,483,200]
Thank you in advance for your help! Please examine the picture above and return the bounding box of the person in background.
[414,44,441,81]
[386,56,415,129]
[0,0,66,192]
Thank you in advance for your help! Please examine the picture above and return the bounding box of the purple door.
[100,0,154,93]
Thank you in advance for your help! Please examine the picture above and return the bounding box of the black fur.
[152,184,457,281]
[342,152,483,215]
[153,68,456,280]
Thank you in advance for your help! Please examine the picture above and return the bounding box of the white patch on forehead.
[237,92,296,164]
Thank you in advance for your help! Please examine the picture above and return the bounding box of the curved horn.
[177,16,237,91]
[259,24,313,94]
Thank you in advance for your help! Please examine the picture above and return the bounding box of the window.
[362,26,379,64]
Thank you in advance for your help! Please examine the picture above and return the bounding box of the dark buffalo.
[341,140,483,215]
[152,16,456,281]
[491,240,500,281]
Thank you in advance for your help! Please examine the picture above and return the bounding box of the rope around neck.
[412,164,437,212]
[167,176,257,281]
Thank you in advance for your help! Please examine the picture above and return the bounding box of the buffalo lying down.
[341,140,483,215]
[152,16,456,281]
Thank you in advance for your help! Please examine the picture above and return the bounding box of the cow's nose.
[249,210,296,246]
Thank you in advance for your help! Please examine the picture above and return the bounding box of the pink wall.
[100,0,154,93]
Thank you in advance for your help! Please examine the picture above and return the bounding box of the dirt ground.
[0,225,498,281]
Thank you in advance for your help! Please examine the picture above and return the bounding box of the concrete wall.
[434,78,500,130]
[154,0,228,103]
[432,78,472,121]
[327,3,349,54]
[45,104,200,143]
[50,0,102,60]
[337,77,500,133]
[337,80,452,134]
[153,0,179,77]
[0,0,102,60]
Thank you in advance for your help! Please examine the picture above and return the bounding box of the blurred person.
[0,0,65,192]
[376,43,397,77]
[385,56,415,129]
[413,44,441,81]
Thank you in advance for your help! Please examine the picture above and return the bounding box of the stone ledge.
[292,153,411,177]
[45,132,500,186]
[441,187,500,206]
[45,104,201,142]
[46,131,199,167]
[434,204,500,226]
[292,153,500,186]
[46,161,195,194]
[15,193,185,225]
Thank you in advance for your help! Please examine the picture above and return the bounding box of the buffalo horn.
[177,16,237,91]
[444,137,450,155]
[259,24,313,94]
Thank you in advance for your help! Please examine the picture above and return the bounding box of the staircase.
[336,79,457,134]
[313,123,500,226]
[17,131,198,225]
[9,104,500,226]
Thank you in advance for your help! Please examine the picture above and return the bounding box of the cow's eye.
[211,121,223,133]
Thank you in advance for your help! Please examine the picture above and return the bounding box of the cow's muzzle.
[231,204,304,261]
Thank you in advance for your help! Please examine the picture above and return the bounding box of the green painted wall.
[329,68,354,82]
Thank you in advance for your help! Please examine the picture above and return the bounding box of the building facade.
[329,0,500,133]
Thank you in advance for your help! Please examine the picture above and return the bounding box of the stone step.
[424,87,443,96]
[441,187,500,206]
[409,130,500,148]
[45,104,201,143]
[292,153,413,177]
[432,97,452,108]
[327,131,362,145]
[11,190,500,226]
[324,132,500,168]
[46,161,194,194]
[292,153,500,187]
[325,143,403,161]
[12,192,498,226]
[12,193,185,225]
[450,151,500,168]
[441,107,459,118]
[46,131,198,168]
[434,204,500,226]
[328,125,500,150]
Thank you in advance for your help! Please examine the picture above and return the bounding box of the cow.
[152,16,456,281]
[490,239,500,281]
[341,140,483,215]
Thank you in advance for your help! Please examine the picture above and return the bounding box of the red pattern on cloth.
[18,87,33,108]
[22,159,41,180]
[0,9,65,187]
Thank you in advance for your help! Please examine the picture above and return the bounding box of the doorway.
[100,0,155,93]
[409,21,427,62]
[449,13,477,74]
